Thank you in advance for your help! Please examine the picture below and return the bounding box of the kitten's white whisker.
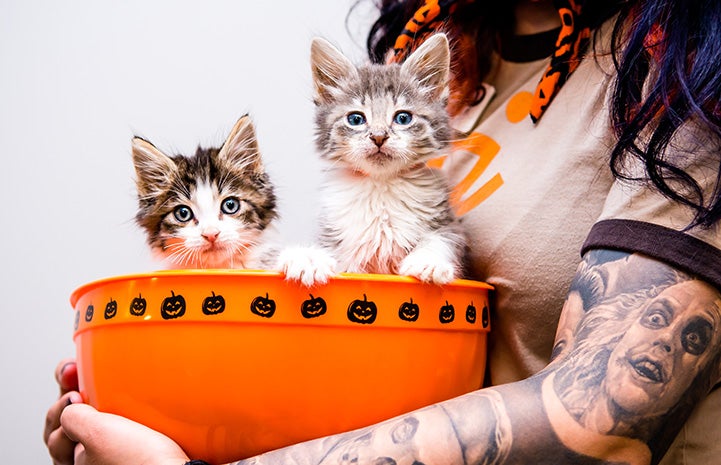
[322,156,347,172]
[169,179,191,200]
[158,197,181,212]
[170,245,190,265]
[164,242,202,268]
[218,171,233,193]
[163,242,185,255]
[166,247,188,266]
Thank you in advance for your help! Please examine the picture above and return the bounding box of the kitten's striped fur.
[132,115,279,269]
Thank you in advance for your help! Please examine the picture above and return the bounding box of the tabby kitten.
[132,115,279,269]
[279,34,465,285]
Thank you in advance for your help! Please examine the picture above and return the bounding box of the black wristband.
[185,461,211,465]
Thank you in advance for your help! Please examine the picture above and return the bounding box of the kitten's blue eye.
[347,112,366,126]
[173,206,194,223]
[393,111,413,125]
[221,197,241,214]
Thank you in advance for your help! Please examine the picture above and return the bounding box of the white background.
[0,1,373,462]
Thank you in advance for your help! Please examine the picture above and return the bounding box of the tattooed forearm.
[232,393,510,465]
[232,251,721,465]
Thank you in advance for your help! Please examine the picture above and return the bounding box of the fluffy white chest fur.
[319,167,454,274]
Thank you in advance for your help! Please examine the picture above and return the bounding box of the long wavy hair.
[364,0,721,229]
[609,1,721,229]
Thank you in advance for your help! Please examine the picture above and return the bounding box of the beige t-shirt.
[443,31,721,387]
[444,49,618,385]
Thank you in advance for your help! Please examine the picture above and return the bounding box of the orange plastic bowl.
[70,271,492,464]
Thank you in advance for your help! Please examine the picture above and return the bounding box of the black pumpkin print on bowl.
[104,298,118,320]
[482,303,489,328]
[398,298,420,322]
[301,294,327,319]
[161,291,186,320]
[439,301,455,324]
[202,291,226,315]
[129,294,147,316]
[465,301,476,324]
[250,293,276,318]
[85,304,94,322]
[347,294,377,324]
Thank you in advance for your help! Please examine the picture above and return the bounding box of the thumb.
[59,403,103,444]
[60,404,189,464]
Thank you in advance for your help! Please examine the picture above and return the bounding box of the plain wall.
[0,1,374,462]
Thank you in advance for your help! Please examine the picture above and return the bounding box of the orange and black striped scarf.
[389,0,590,123]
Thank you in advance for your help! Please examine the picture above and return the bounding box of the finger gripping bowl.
[70,271,492,464]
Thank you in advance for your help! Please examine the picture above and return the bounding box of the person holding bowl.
[44,0,721,464]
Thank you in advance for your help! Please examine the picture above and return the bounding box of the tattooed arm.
[231,250,721,465]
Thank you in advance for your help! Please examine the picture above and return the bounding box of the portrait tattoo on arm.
[233,250,721,465]
[548,250,721,464]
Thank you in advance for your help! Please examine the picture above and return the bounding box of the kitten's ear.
[310,37,358,104]
[131,137,177,198]
[400,33,450,99]
[218,114,262,172]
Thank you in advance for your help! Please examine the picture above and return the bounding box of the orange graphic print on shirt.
[431,90,534,216]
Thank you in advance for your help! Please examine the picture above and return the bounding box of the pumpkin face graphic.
[301,294,326,319]
[347,294,377,324]
[104,299,118,320]
[161,291,186,320]
[250,293,276,318]
[482,304,489,328]
[202,291,225,315]
[85,304,94,322]
[398,298,419,322]
[439,301,455,324]
[465,302,476,324]
[130,294,147,316]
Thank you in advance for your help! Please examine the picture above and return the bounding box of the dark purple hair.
[610,0,721,229]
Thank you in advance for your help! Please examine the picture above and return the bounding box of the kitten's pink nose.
[370,133,388,147]
[202,229,220,243]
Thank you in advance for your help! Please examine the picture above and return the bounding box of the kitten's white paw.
[399,251,456,285]
[276,246,337,287]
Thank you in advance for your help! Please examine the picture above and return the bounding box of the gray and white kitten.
[279,34,465,285]
[132,115,279,269]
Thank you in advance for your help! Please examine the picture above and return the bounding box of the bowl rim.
[70,270,494,307]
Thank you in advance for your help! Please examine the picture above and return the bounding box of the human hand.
[45,359,189,465]
[60,403,190,465]
[45,358,83,465]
